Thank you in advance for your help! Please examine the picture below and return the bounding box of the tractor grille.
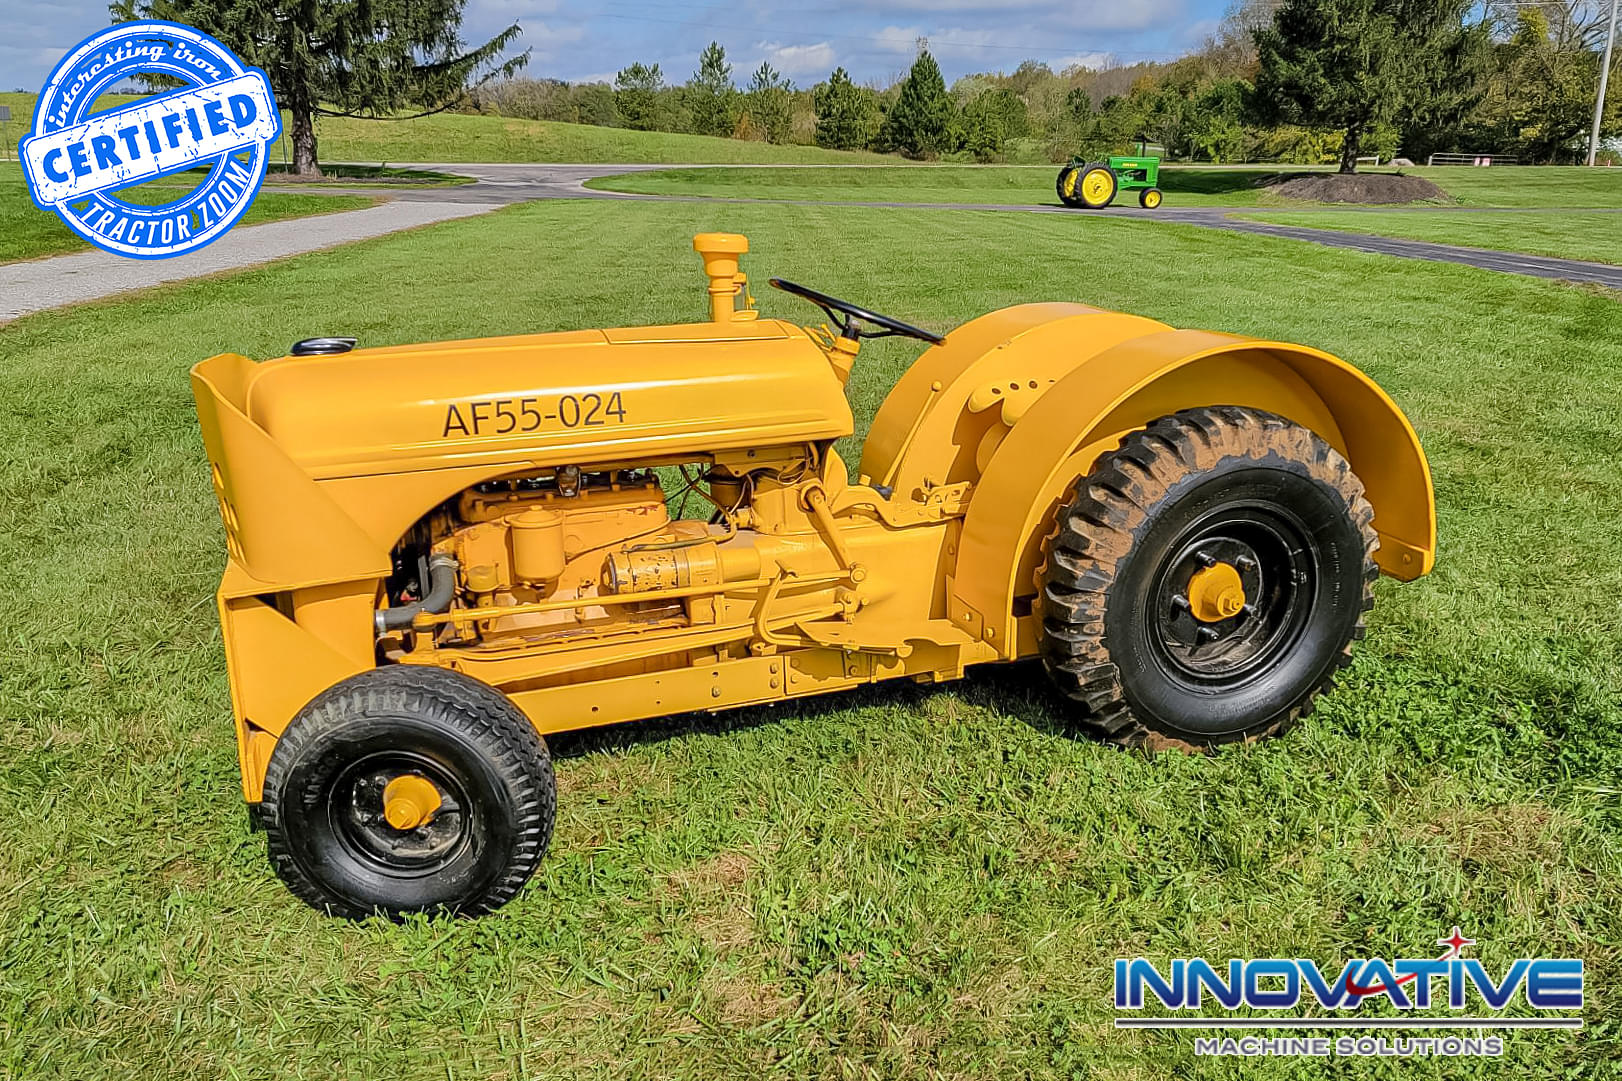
[210,462,245,563]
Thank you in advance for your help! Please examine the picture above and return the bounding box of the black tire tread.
[260,665,555,919]
[1038,406,1378,751]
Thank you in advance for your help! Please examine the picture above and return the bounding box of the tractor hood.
[194,318,854,481]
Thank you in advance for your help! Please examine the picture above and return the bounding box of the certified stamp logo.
[20,21,281,259]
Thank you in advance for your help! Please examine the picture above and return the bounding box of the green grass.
[1238,209,1622,265]
[0,92,898,166]
[0,162,377,263]
[590,163,1622,210]
[1404,165,1622,207]
[3,200,1620,1078]
[264,112,899,165]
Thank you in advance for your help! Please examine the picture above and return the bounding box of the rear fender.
[859,304,1169,494]
[948,328,1435,653]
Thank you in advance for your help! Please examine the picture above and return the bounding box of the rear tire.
[1056,164,1081,207]
[261,666,554,919]
[1077,164,1118,209]
[1039,406,1378,750]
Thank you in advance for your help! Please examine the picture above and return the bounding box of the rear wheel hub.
[1153,512,1314,685]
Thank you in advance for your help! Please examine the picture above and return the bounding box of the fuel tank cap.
[290,336,357,356]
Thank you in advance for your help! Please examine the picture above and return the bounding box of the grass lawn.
[590,163,1622,211]
[0,162,377,264]
[3,200,1619,1078]
[1237,209,1622,265]
[0,92,898,167]
[263,112,899,165]
[1405,165,1622,207]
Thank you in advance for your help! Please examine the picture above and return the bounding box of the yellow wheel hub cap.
[1082,171,1112,201]
[382,774,443,830]
[1187,562,1247,623]
[1145,191,1161,207]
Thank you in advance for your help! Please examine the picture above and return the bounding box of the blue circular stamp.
[20,21,282,260]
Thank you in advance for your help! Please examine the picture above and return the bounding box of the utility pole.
[1591,0,1620,165]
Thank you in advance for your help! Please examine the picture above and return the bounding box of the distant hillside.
[0,93,899,165]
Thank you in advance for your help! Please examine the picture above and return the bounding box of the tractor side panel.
[949,329,1436,652]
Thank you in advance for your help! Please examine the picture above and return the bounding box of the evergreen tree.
[110,0,526,176]
[880,48,954,158]
[745,61,794,144]
[956,92,1005,161]
[615,62,665,131]
[1252,0,1483,172]
[688,42,735,137]
[813,67,878,149]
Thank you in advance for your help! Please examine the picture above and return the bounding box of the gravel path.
[0,199,494,323]
[4,162,1617,324]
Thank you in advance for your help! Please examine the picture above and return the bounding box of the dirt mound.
[1264,172,1449,205]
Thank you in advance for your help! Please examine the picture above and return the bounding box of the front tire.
[1039,407,1378,750]
[261,666,555,919]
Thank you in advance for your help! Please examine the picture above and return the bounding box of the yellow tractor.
[192,233,1435,918]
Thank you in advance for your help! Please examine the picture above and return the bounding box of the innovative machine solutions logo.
[20,21,280,259]
[1114,928,1583,1058]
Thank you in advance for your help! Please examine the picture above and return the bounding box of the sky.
[4,0,1231,97]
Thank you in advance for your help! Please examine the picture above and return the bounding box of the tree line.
[106,0,1620,174]
[466,0,1621,171]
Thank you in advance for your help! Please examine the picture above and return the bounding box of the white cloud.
[756,40,837,76]
[873,25,927,54]
[1051,50,1115,71]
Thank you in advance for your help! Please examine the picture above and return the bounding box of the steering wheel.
[769,278,946,346]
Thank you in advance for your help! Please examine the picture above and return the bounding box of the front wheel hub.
[382,773,443,831]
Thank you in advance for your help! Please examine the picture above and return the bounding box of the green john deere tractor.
[1057,151,1162,210]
